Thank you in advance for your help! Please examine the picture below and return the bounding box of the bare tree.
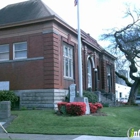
[101,6,140,104]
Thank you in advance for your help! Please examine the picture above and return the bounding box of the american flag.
[74,0,78,6]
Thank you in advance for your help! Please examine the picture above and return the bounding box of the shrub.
[83,90,98,103]
[60,105,67,115]
[57,102,86,116]
[94,102,103,109]
[0,90,18,109]
[20,106,27,110]
[89,103,97,113]
[101,102,109,107]
[66,102,86,116]
[57,102,67,114]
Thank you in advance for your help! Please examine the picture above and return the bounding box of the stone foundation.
[0,101,11,119]
[14,89,68,110]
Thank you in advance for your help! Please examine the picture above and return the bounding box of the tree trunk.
[128,80,140,105]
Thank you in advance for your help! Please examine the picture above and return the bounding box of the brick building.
[0,0,116,109]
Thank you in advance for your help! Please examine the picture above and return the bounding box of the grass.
[0,139,22,140]
[4,106,140,137]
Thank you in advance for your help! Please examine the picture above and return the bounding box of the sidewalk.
[0,133,131,140]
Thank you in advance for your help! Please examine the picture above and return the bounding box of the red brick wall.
[28,34,44,58]
[0,60,44,90]
[0,33,44,90]
[43,33,60,89]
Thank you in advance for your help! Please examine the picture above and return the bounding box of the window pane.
[0,45,9,52]
[69,48,72,58]
[15,51,27,58]
[15,42,27,51]
[0,53,9,59]
[69,59,71,77]
[0,44,9,60]
[14,42,27,59]
[64,47,66,56]
[65,58,69,76]
[65,47,68,56]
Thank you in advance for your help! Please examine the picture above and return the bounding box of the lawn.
[0,139,21,140]
[4,106,140,137]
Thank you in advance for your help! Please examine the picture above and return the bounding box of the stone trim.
[14,89,68,110]
[0,101,11,119]
[42,29,59,35]
[0,57,44,64]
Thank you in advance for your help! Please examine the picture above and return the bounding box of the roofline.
[0,15,56,30]
[102,49,117,60]
[82,40,102,52]
[0,14,78,36]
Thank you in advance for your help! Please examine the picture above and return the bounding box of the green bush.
[20,106,27,110]
[0,90,18,109]
[101,102,109,107]
[83,90,97,103]
[60,105,67,115]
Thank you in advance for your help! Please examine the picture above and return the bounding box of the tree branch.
[115,71,132,87]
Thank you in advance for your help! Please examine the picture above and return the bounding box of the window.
[63,43,73,78]
[13,42,27,59]
[120,92,122,98]
[0,44,9,61]
[87,59,92,88]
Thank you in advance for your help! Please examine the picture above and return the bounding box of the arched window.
[87,59,92,88]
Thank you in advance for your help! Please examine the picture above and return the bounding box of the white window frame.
[63,43,73,79]
[0,44,9,61]
[87,59,92,88]
[13,42,27,60]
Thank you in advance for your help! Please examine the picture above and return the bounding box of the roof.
[81,30,103,51]
[0,0,64,26]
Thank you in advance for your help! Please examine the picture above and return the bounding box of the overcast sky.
[0,0,140,46]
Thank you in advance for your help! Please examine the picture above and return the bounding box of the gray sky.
[0,0,140,46]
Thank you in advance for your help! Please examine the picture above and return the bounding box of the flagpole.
[77,0,83,97]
